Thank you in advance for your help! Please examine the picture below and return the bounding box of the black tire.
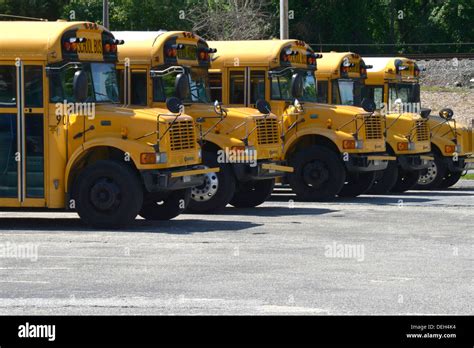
[368,160,398,194]
[414,153,448,190]
[438,171,463,189]
[187,150,236,213]
[338,171,376,197]
[287,145,346,201]
[391,169,420,193]
[74,160,143,228]
[139,189,191,221]
[230,179,275,208]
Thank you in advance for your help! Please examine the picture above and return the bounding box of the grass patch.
[421,86,471,93]
[462,173,474,180]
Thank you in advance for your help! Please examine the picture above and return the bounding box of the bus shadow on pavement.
[337,196,435,205]
[200,206,336,217]
[399,190,474,197]
[0,217,261,234]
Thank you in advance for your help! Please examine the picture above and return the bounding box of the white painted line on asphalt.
[0,280,50,284]
[0,267,71,270]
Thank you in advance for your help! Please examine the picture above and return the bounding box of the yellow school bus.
[114,31,293,212]
[317,53,433,193]
[0,21,216,227]
[208,40,393,200]
[363,57,474,189]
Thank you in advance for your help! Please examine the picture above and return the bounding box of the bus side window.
[250,70,265,105]
[131,71,147,106]
[229,71,245,104]
[331,80,340,104]
[317,81,328,103]
[25,66,43,108]
[0,66,16,107]
[365,85,384,109]
[117,69,124,103]
[209,73,222,103]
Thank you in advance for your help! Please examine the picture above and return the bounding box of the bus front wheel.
[229,179,275,208]
[414,154,447,190]
[391,169,420,193]
[288,145,346,201]
[139,189,191,220]
[438,171,462,189]
[338,171,376,198]
[187,151,236,213]
[74,160,143,228]
[367,160,398,195]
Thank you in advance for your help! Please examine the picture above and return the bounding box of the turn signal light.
[140,153,156,164]
[397,142,409,151]
[445,145,456,154]
[343,140,356,149]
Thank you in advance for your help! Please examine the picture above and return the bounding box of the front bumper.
[344,153,395,172]
[444,156,474,172]
[233,161,293,182]
[398,154,434,171]
[141,166,219,192]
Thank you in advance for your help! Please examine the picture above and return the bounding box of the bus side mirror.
[439,108,454,120]
[256,99,271,114]
[214,100,223,115]
[175,73,190,101]
[73,70,88,102]
[290,73,304,99]
[166,97,183,114]
[420,108,431,119]
[361,98,376,113]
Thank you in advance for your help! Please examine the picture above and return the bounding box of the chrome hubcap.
[191,171,219,202]
[418,160,437,185]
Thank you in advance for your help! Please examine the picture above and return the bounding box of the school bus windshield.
[271,69,317,102]
[332,79,363,106]
[389,83,420,105]
[50,62,119,103]
[153,67,211,103]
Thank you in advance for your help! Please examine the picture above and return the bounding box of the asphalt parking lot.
[0,180,472,315]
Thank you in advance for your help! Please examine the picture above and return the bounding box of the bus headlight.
[397,142,415,151]
[343,140,363,149]
[141,152,168,164]
[156,152,168,163]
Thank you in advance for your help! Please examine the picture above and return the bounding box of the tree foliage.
[0,0,472,53]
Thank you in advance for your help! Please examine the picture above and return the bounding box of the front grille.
[256,118,279,145]
[169,120,196,151]
[415,120,429,142]
[364,114,383,140]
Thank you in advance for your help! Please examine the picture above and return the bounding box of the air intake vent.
[169,120,196,151]
[256,118,280,145]
[415,120,429,142]
[364,114,383,140]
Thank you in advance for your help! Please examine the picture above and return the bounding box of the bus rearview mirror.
[166,97,183,114]
[290,73,304,99]
[439,108,454,120]
[256,99,271,114]
[361,98,376,113]
[73,70,89,103]
[175,73,190,101]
